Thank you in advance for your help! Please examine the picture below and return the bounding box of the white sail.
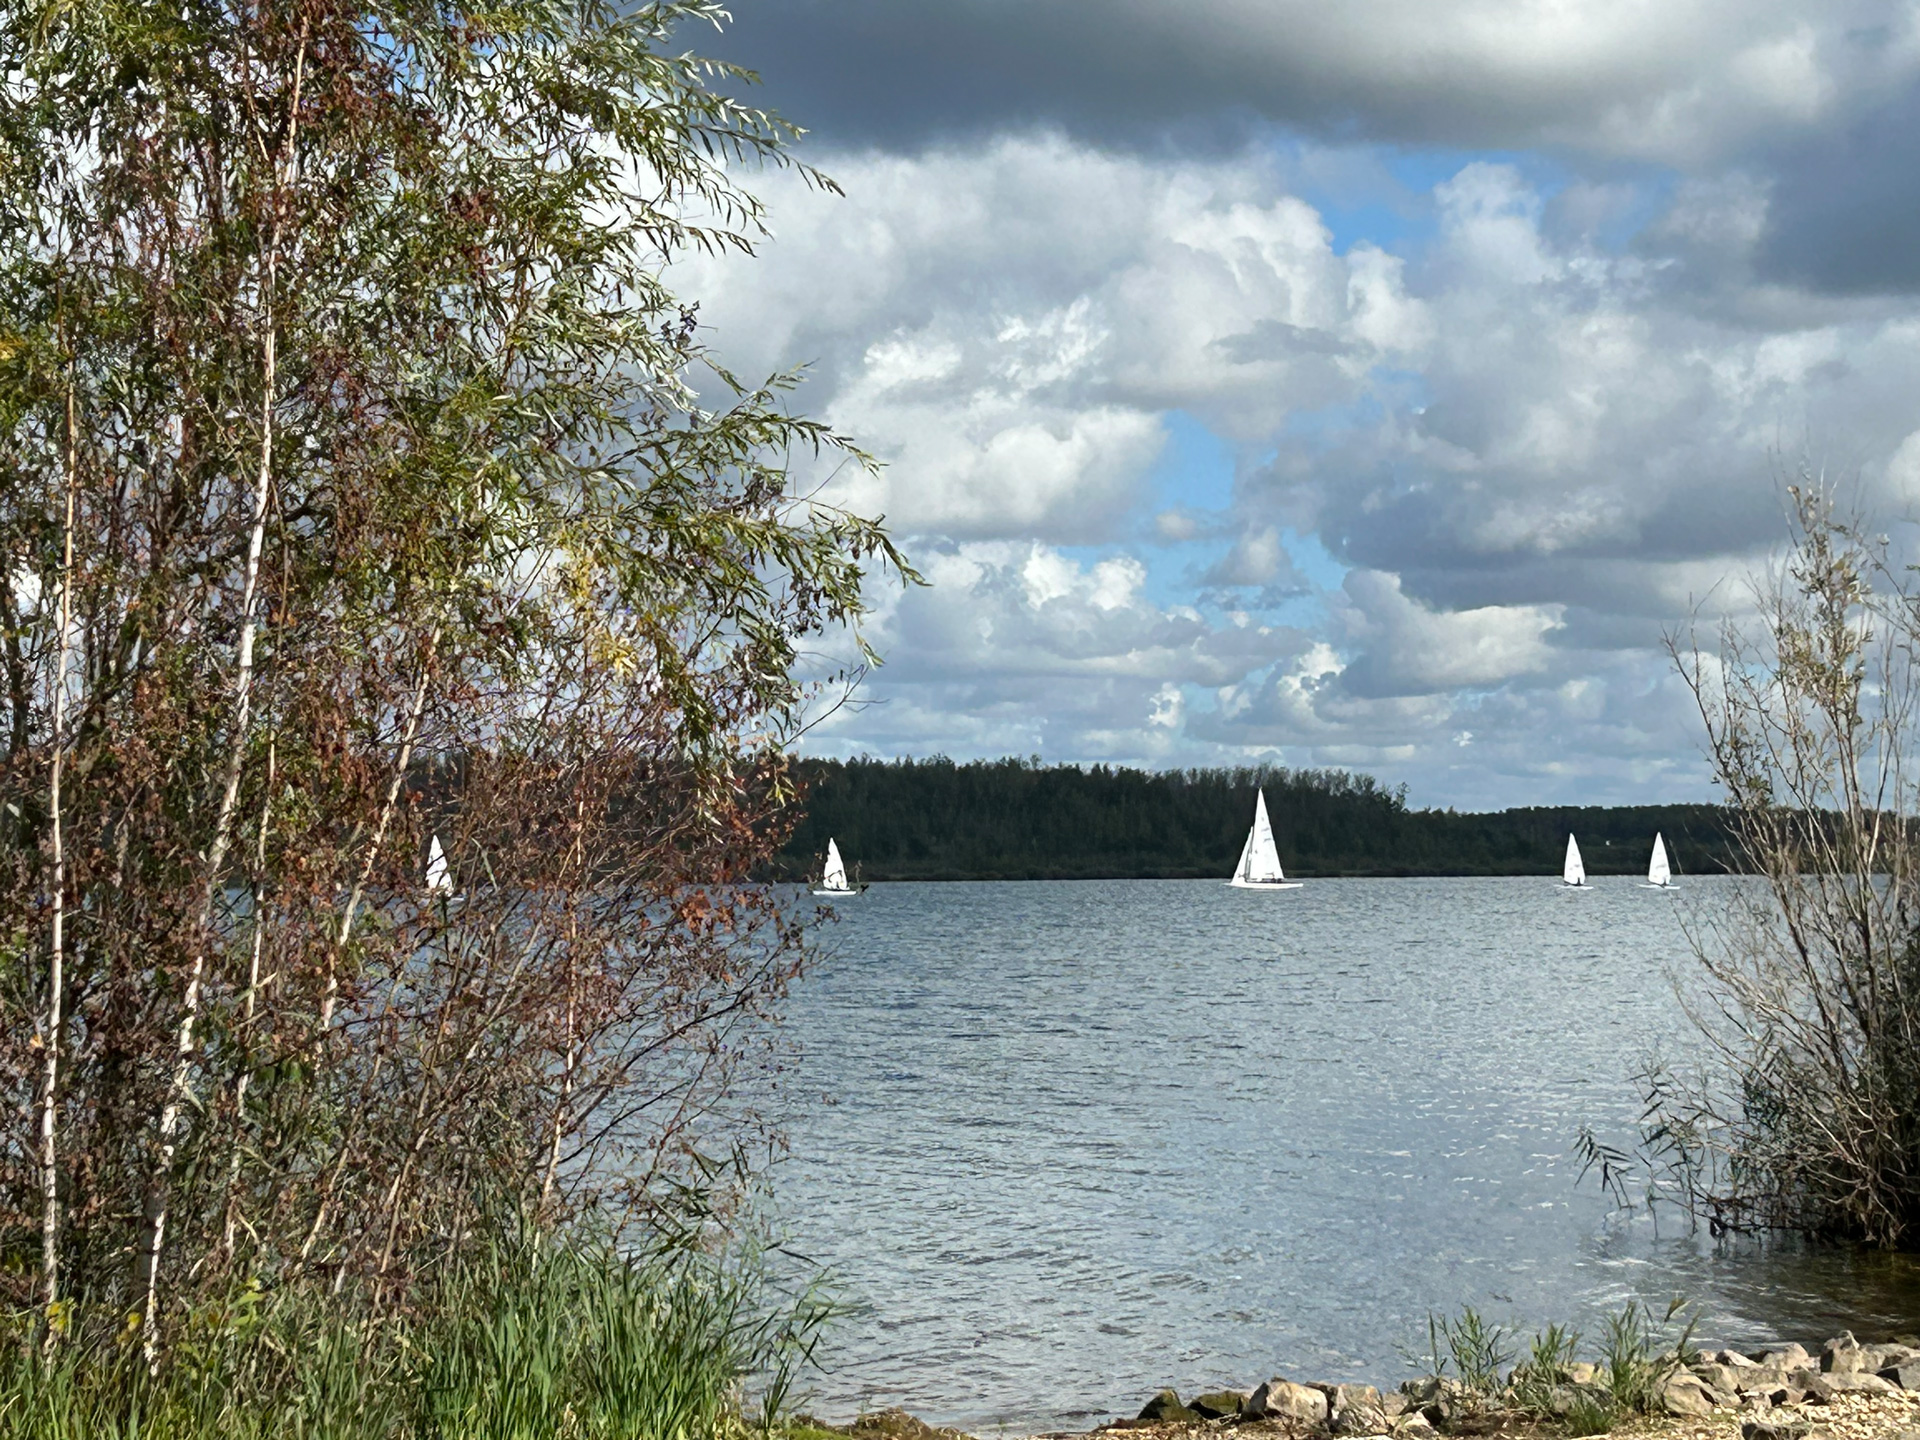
[1648,832,1671,887]
[1563,833,1586,887]
[821,838,850,892]
[1228,789,1297,887]
[425,833,452,895]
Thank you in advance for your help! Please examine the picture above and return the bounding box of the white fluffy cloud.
[684,126,1920,803]
[805,541,1303,763]
[686,137,1428,542]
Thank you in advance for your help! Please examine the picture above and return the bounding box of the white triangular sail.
[821,838,850,892]
[1227,788,1296,888]
[425,833,452,895]
[1563,833,1586,887]
[1648,832,1672,887]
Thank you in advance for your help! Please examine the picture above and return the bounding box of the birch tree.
[0,0,904,1355]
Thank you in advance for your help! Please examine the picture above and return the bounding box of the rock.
[847,1411,974,1440]
[1565,1362,1599,1385]
[1380,1394,1410,1420]
[1189,1393,1245,1421]
[1742,1419,1810,1440]
[1760,1385,1806,1408]
[1248,1379,1330,1426]
[1717,1351,1761,1369]
[1389,1415,1434,1440]
[1822,1371,1897,1395]
[1793,1373,1836,1405]
[1820,1334,1860,1372]
[1137,1391,1200,1424]
[1329,1385,1387,1435]
[1882,1363,1920,1391]
[1661,1371,1719,1417]
[1759,1345,1814,1370]
[1697,1362,1748,1395]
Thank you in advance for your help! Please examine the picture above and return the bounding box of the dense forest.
[776,757,1740,880]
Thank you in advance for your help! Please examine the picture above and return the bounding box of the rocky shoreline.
[799,1332,1920,1440]
[1119,1331,1920,1435]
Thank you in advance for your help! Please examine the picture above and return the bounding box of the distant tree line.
[776,756,1740,880]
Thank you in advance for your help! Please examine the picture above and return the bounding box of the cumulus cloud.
[1257,159,1920,621]
[677,91,1920,801]
[806,541,1305,762]
[685,137,1428,543]
[1335,571,1564,699]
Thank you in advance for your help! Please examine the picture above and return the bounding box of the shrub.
[1655,485,1920,1243]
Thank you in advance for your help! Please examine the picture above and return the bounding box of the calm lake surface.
[770,878,1920,1432]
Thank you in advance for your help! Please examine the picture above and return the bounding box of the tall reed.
[0,1230,824,1440]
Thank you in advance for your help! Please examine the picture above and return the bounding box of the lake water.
[769,878,1920,1433]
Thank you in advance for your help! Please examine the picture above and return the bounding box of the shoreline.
[797,1332,1920,1440]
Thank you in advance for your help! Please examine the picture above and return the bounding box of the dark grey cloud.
[711,1,1920,298]
[1759,84,1920,293]
[712,1,1865,157]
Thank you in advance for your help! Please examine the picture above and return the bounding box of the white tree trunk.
[139,41,307,1365]
[38,380,80,1346]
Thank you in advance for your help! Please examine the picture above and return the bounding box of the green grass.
[0,1233,828,1440]
[1418,1297,1701,1435]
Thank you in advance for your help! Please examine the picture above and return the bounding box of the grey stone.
[1761,1345,1815,1370]
[1697,1363,1748,1395]
[1380,1394,1411,1420]
[1742,1419,1810,1440]
[1823,1371,1897,1395]
[1792,1372,1836,1405]
[1882,1363,1920,1391]
[1389,1416,1434,1440]
[1137,1391,1199,1424]
[1329,1384,1387,1435]
[1820,1334,1862,1372]
[1189,1392,1246,1421]
[1565,1362,1599,1385]
[1717,1351,1762,1370]
[1248,1379,1329,1426]
[1662,1372,1718,1417]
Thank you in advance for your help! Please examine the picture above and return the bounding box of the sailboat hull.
[811,883,868,896]
[1639,882,1679,890]
[1227,877,1302,889]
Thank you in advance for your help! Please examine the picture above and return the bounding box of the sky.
[676,0,1920,809]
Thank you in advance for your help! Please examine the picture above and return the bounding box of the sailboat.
[425,833,454,896]
[1562,833,1588,888]
[1642,832,1678,890]
[1226,789,1302,889]
[811,837,866,896]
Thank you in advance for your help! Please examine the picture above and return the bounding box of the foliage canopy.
[0,0,905,1360]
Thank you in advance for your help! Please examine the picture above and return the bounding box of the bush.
[1656,486,1920,1243]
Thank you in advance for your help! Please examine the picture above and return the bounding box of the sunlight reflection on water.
[768,877,1920,1432]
